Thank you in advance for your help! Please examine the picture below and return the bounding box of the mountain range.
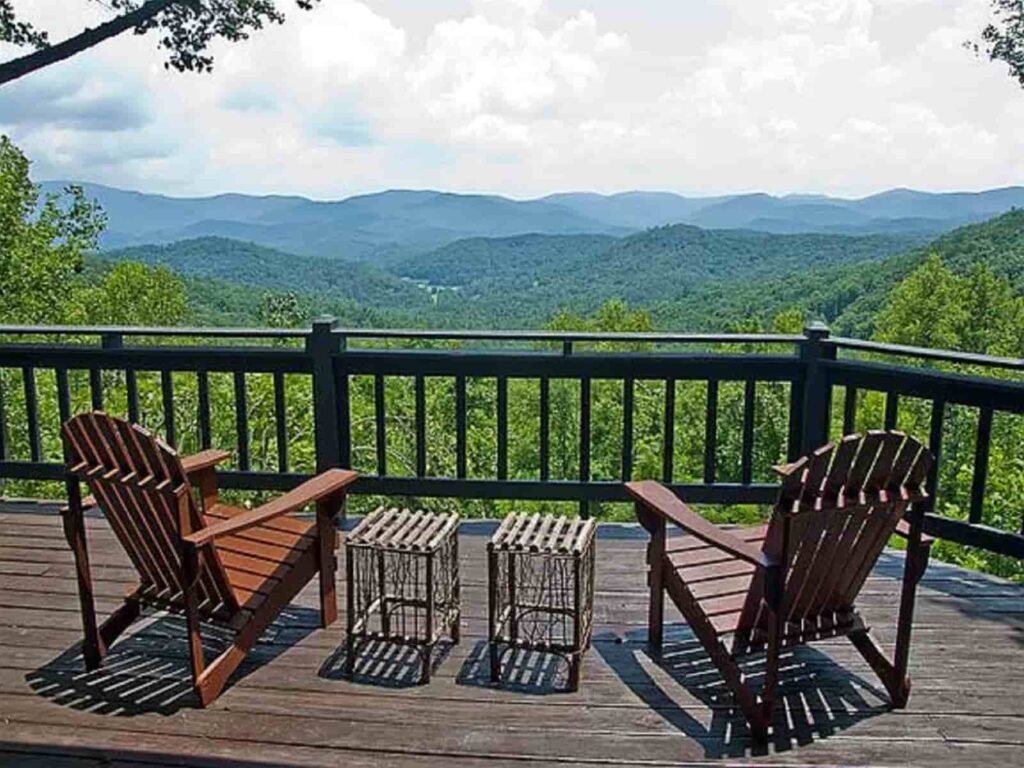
[42,181,1024,262]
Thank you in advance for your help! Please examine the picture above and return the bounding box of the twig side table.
[345,507,461,682]
[487,513,597,691]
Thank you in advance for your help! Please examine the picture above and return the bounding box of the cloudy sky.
[1,0,1021,199]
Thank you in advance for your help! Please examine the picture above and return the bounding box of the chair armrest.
[181,449,232,476]
[625,480,775,568]
[895,518,935,548]
[184,469,358,548]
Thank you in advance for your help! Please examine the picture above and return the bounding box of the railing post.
[307,317,345,473]
[799,322,834,454]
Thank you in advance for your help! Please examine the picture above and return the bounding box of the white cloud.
[0,0,1020,197]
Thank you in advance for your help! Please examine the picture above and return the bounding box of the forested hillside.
[655,209,1024,337]
[103,237,432,311]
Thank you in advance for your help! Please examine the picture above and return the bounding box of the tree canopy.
[0,0,319,86]
[971,1,1024,87]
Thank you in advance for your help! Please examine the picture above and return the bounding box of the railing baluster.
[274,371,288,473]
[0,372,7,461]
[55,368,71,425]
[621,377,634,481]
[497,376,508,481]
[374,374,387,476]
[579,377,591,482]
[663,379,675,483]
[704,379,718,484]
[579,377,591,518]
[91,332,122,413]
[787,376,805,462]
[126,370,139,424]
[843,385,857,435]
[54,369,71,484]
[970,407,993,525]
[539,377,550,482]
[928,398,945,497]
[741,379,755,485]
[884,391,899,430]
[455,375,467,479]
[233,371,249,471]
[160,370,175,446]
[337,341,352,470]
[196,370,210,449]
[22,367,40,462]
[89,368,103,411]
[415,375,426,478]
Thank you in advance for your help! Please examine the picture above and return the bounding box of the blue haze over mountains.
[41,181,1024,262]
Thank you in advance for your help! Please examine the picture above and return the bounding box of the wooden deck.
[1,501,1022,767]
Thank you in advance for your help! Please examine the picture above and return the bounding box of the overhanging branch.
[0,0,180,86]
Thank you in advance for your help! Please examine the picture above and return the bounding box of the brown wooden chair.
[626,430,934,740]
[60,411,358,707]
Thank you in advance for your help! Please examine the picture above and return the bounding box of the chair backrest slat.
[753,430,931,640]
[63,413,237,617]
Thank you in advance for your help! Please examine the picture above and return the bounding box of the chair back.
[743,430,932,642]
[62,412,236,617]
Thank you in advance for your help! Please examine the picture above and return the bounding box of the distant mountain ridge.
[42,180,1024,262]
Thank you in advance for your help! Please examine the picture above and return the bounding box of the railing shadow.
[595,625,891,758]
[874,551,1024,648]
[25,606,319,716]
[455,639,572,694]
[319,638,453,688]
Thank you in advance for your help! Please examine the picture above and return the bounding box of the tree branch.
[0,0,181,87]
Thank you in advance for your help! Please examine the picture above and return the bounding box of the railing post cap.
[804,321,830,340]
[311,316,338,332]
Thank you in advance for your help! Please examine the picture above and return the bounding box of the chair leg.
[61,494,107,670]
[892,527,929,707]
[316,498,340,628]
[646,517,666,656]
[850,529,929,709]
[848,630,909,706]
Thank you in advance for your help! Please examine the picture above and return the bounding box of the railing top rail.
[0,324,805,346]
[336,329,805,344]
[0,324,307,339]
[831,336,1024,372]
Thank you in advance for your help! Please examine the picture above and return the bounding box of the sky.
[1,0,1022,200]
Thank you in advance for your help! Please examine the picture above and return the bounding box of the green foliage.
[970,1,1024,88]
[0,2,48,48]
[72,261,188,326]
[875,255,967,349]
[0,136,105,324]
[0,1,319,80]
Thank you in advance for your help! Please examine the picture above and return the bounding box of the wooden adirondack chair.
[60,412,357,707]
[626,430,934,740]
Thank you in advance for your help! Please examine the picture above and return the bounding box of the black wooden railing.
[0,320,1021,559]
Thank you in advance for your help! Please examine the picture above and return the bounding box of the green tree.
[0,135,105,324]
[970,1,1024,88]
[258,291,308,329]
[874,254,967,350]
[0,1,320,86]
[73,261,188,326]
[960,263,1024,356]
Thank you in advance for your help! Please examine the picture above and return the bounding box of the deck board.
[0,504,1022,767]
